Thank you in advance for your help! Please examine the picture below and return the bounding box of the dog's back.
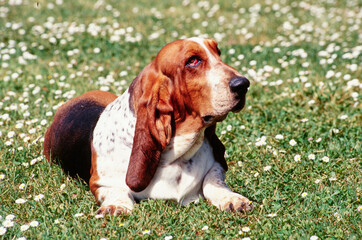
[43,90,117,183]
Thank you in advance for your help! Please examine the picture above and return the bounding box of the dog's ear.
[126,69,173,192]
[205,124,228,171]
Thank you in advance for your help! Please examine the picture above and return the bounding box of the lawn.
[0,0,361,239]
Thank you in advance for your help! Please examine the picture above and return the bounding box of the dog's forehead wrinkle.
[187,37,217,61]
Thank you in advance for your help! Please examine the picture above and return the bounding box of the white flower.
[93,48,101,53]
[5,215,15,220]
[242,226,250,232]
[165,236,173,240]
[357,206,362,212]
[95,214,104,219]
[201,225,209,230]
[142,229,151,235]
[29,221,39,227]
[20,224,29,231]
[54,219,60,224]
[275,134,284,140]
[301,192,308,198]
[226,125,232,131]
[34,194,44,201]
[0,173,5,180]
[267,213,277,217]
[308,154,315,160]
[241,238,251,240]
[294,154,301,162]
[263,166,271,171]
[2,220,14,228]
[60,184,66,191]
[0,226,6,235]
[314,179,321,184]
[74,213,84,217]
[315,138,322,143]
[322,156,329,163]
[289,139,297,146]
[310,236,318,240]
[15,198,27,204]
[339,115,348,120]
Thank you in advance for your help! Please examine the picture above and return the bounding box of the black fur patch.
[48,100,105,183]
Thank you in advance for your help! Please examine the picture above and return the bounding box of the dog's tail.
[43,91,117,183]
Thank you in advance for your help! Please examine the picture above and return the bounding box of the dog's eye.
[186,56,202,67]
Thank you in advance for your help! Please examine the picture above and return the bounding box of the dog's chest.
[133,137,215,204]
[93,90,216,203]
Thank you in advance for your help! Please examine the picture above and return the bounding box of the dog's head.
[126,38,250,192]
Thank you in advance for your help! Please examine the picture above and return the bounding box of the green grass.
[0,0,361,239]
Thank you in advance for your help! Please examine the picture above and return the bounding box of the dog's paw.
[96,205,132,216]
[219,195,254,212]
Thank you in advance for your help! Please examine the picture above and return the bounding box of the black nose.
[229,76,250,94]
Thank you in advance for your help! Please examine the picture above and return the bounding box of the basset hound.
[43,37,253,215]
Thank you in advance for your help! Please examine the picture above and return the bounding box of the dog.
[44,38,252,215]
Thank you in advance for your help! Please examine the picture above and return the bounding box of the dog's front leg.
[203,162,254,212]
[90,182,135,216]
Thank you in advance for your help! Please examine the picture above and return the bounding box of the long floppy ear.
[126,74,173,192]
[205,124,228,171]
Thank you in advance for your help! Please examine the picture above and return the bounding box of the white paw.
[96,204,133,216]
[218,194,254,212]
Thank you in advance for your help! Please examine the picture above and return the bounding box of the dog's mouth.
[231,90,247,113]
[202,114,228,125]
[202,89,248,125]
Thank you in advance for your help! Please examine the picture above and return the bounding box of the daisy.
[242,226,250,232]
[275,134,284,140]
[322,156,329,163]
[15,198,27,204]
[5,215,15,220]
[294,154,301,162]
[29,221,39,227]
[0,226,6,235]
[142,229,151,235]
[201,225,209,230]
[263,166,271,171]
[34,194,44,201]
[310,236,318,240]
[20,224,29,231]
[314,179,321,184]
[308,154,315,160]
[74,213,84,217]
[289,139,297,146]
[165,236,173,240]
[301,192,308,198]
[2,220,14,228]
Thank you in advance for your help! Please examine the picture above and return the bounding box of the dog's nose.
[229,76,250,94]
